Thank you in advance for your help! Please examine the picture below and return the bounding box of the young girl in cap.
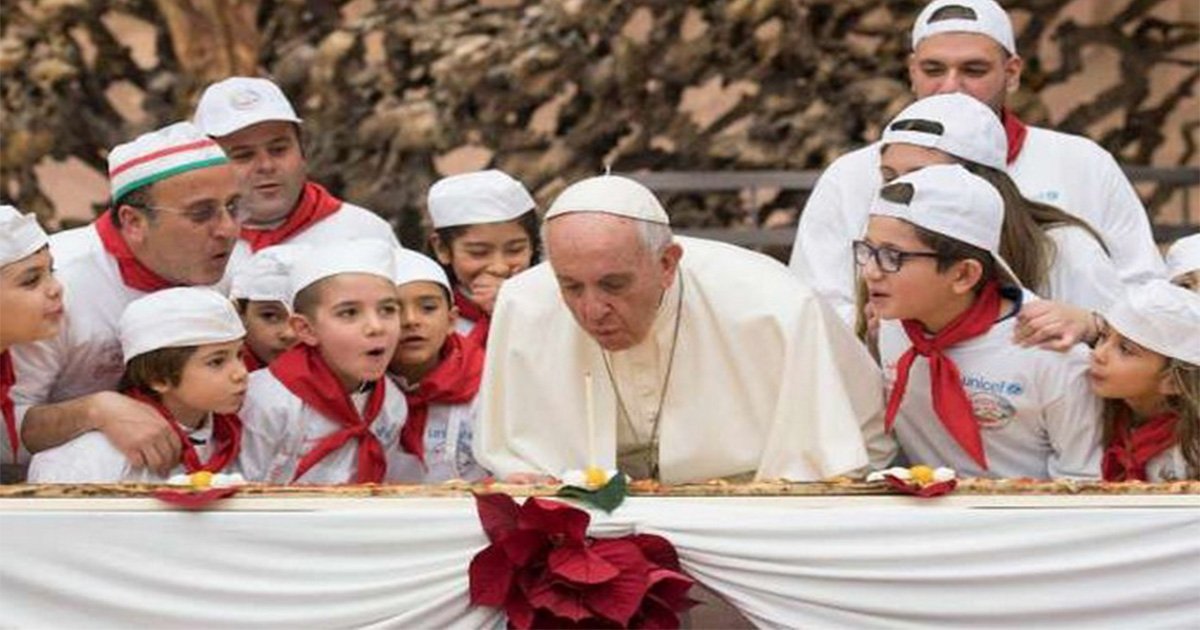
[387,249,489,483]
[427,169,539,347]
[863,164,1102,479]
[1090,281,1200,481]
[875,94,1119,341]
[1165,234,1200,292]
[238,239,419,484]
[27,288,247,482]
[0,206,63,466]
[229,245,301,371]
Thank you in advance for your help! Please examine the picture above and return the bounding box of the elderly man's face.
[908,32,1021,112]
[546,213,681,352]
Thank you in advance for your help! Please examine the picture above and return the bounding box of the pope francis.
[474,175,891,484]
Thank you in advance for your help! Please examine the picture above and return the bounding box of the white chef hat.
[881,93,1007,171]
[545,174,669,225]
[108,121,229,203]
[119,287,245,363]
[193,76,303,138]
[288,239,399,309]
[0,204,49,268]
[427,170,536,229]
[912,0,1016,55]
[393,248,451,293]
[230,244,305,306]
[1165,234,1200,282]
[869,163,1021,286]
[1103,280,1200,366]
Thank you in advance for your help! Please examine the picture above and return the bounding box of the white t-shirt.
[878,296,1103,480]
[8,223,145,464]
[220,201,400,287]
[387,394,489,484]
[1144,445,1190,482]
[1043,225,1124,311]
[791,127,1164,325]
[27,417,226,483]
[238,369,416,484]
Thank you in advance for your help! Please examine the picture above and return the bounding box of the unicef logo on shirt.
[1033,190,1061,203]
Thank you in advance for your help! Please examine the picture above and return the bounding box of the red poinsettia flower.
[469,493,697,629]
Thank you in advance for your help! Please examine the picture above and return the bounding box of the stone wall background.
[2,0,1196,246]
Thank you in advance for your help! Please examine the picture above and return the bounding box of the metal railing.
[621,166,1200,250]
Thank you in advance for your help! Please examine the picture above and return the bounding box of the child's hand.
[467,273,506,314]
[1014,299,1094,352]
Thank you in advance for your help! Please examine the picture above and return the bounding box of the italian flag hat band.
[108,122,229,203]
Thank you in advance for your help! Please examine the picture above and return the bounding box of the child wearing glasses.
[857,164,1102,479]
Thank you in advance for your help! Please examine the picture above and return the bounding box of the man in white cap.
[12,121,241,475]
[475,175,890,484]
[791,0,1164,325]
[194,76,400,281]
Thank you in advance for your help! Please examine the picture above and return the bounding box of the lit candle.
[584,371,595,470]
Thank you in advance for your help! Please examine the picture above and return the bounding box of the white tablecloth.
[1,495,1198,628]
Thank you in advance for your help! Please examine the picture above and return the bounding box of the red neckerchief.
[1002,109,1028,165]
[95,210,177,292]
[885,282,1004,470]
[240,346,265,373]
[397,332,485,464]
[1102,408,1178,482]
[240,181,343,252]
[124,388,242,474]
[1,351,18,460]
[270,344,387,483]
[454,288,491,348]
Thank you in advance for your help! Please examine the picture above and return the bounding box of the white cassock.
[878,298,1104,480]
[238,370,418,484]
[27,418,230,483]
[475,236,892,484]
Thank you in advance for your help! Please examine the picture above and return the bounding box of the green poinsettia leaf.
[556,473,627,513]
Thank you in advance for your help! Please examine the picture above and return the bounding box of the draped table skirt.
[1,494,1197,628]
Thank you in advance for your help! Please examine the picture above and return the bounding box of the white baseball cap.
[912,0,1016,55]
[393,248,451,293]
[230,244,305,306]
[882,93,1007,171]
[288,239,399,309]
[119,287,245,363]
[1104,280,1200,365]
[108,121,229,203]
[0,204,49,268]
[545,174,669,225]
[194,77,303,138]
[1165,234,1200,281]
[869,163,1020,286]
[427,170,536,229]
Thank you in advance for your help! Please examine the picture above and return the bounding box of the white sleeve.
[26,433,132,483]
[1043,226,1124,311]
[236,375,297,483]
[790,162,860,326]
[1041,350,1104,480]
[1097,153,1166,285]
[7,334,68,463]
